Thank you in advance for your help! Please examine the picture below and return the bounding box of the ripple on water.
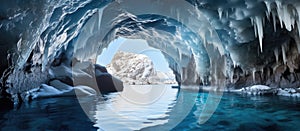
[1,86,300,130]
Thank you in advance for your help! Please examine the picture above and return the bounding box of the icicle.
[281,45,287,64]
[254,21,258,37]
[272,11,277,32]
[225,10,229,19]
[17,38,22,52]
[178,48,182,61]
[250,17,254,25]
[230,71,234,83]
[218,8,223,19]
[213,64,218,84]
[233,60,237,68]
[252,69,256,82]
[274,48,279,63]
[255,16,264,52]
[265,11,270,21]
[177,9,180,22]
[275,1,283,28]
[282,5,293,31]
[264,1,272,16]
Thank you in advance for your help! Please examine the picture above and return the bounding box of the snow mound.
[233,85,300,97]
[277,88,300,97]
[28,80,96,99]
[235,85,275,95]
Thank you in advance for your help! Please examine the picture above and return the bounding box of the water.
[1,85,300,131]
[0,97,98,131]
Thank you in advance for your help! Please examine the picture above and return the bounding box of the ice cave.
[1,0,300,130]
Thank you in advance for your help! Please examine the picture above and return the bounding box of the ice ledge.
[230,85,300,97]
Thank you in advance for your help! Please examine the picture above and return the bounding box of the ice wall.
[1,0,300,98]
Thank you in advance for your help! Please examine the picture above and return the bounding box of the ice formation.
[1,0,300,110]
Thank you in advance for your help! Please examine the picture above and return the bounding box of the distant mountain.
[107,51,177,85]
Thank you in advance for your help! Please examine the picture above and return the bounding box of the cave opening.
[96,37,178,86]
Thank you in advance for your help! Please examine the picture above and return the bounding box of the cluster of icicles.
[259,1,300,52]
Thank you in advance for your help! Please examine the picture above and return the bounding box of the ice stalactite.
[274,48,279,63]
[282,5,294,32]
[233,60,237,68]
[252,69,256,82]
[230,70,234,83]
[264,1,271,16]
[254,16,264,52]
[218,8,223,20]
[281,44,287,64]
[272,10,277,32]
[275,1,284,29]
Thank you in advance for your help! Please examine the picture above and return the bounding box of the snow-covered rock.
[232,85,300,97]
[277,88,300,97]
[233,85,275,95]
[107,51,177,85]
[28,80,96,99]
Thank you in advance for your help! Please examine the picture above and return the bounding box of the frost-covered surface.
[107,51,177,85]
[5,66,50,104]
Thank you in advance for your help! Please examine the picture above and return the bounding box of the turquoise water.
[171,92,300,131]
[1,86,300,131]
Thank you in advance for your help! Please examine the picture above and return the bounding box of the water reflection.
[1,86,300,130]
[0,97,97,131]
[93,85,178,130]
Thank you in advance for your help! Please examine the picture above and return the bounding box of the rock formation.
[107,51,177,85]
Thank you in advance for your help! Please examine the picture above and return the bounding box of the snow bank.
[233,85,275,95]
[232,85,300,97]
[277,88,300,97]
[28,80,96,99]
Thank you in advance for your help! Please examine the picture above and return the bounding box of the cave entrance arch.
[72,0,226,128]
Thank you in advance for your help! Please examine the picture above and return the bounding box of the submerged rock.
[49,59,124,94]
[95,73,124,93]
[3,60,123,105]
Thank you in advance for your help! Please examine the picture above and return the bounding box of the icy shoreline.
[229,85,300,98]
[26,84,300,102]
